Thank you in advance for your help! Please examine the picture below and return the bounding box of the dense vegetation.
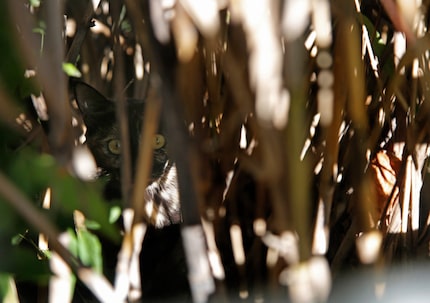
[1,0,430,302]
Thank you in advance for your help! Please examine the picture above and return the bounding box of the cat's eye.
[153,134,165,149]
[107,139,121,155]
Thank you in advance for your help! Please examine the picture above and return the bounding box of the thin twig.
[66,0,100,64]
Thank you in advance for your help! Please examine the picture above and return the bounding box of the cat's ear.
[73,82,111,115]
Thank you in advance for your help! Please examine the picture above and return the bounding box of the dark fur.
[73,81,181,227]
[73,81,189,301]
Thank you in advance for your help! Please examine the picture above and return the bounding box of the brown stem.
[111,0,133,206]
[66,0,99,64]
[38,0,73,163]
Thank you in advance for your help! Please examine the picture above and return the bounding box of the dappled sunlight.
[2,0,430,302]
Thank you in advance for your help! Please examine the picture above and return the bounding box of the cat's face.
[73,82,168,182]
[73,81,181,227]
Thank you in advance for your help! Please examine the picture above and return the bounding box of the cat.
[73,81,181,227]
[72,81,190,301]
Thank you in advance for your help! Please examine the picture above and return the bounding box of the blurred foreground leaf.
[0,273,19,303]
[62,62,82,78]
[76,229,103,273]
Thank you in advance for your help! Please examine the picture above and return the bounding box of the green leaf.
[121,20,132,33]
[0,273,19,303]
[8,149,55,195]
[62,62,82,78]
[10,234,24,246]
[77,230,103,273]
[67,229,79,258]
[67,228,103,273]
[109,206,122,224]
[84,219,101,230]
[28,0,41,8]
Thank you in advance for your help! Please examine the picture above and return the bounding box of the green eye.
[153,134,165,149]
[107,139,121,155]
